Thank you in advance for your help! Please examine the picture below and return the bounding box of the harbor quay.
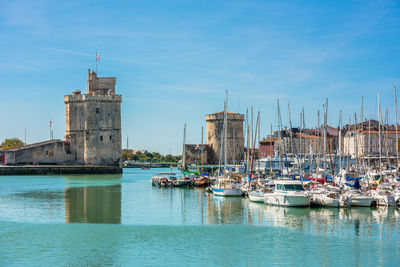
[0,165,122,175]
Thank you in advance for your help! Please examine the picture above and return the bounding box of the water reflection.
[206,195,246,224]
[204,194,400,238]
[64,184,121,224]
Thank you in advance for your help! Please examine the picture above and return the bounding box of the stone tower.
[64,70,122,166]
[205,112,244,164]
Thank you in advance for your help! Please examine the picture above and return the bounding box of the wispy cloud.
[1,0,49,35]
[0,62,37,71]
[37,46,255,81]
[139,82,222,94]
[39,47,92,57]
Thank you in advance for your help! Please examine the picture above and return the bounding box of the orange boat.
[194,177,210,187]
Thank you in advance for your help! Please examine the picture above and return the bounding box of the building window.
[109,135,112,141]
[100,136,103,141]
[96,108,99,114]
[45,151,48,155]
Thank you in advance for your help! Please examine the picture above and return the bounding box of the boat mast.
[201,126,204,174]
[339,110,342,171]
[299,111,303,175]
[323,99,328,174]
[246,108,249,173]
[346,116,351,171]
[277,99,283,173]
[218,94,227,175]
[182,123,187,170]
[379,104,392,175]
[223,91,228,174]
[368,119,371,171]
[395,85,399,168]
[249,112,260,186]
[251,106,254,158]
[288,103,295,172]
[270,124,273,176]
[316,109,321,177]
[302,108,306,160]
[361,96,365,173]
[278,101,289,177]
[257,112,261,172]
[354,113,358,173]
[378,93,382,174]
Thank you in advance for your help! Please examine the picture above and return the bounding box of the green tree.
[1,138,24,150]
[164,154,174,162]
[122,149,135,161]
[144,151,153,159]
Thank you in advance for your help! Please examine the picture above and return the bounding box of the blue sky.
[0,0,399,154]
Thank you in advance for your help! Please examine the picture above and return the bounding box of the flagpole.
[96,52,98,74]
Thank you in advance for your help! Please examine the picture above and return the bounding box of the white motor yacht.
[264,180,310,207]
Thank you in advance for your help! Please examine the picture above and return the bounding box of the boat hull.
[248,192,264,203]
[212,188,243,197]
[311,195,340,207]
[349,197,373,207]
[374,195,396,206]
[264,194,310,207]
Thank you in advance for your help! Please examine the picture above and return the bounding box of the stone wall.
[0,140,74,165]
[205,112,244,164]
[183,144,213,166]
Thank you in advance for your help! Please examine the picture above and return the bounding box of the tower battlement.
[87,69,116,95]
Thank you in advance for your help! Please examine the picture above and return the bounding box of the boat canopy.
[273,180,304,185]
[183,169,199,176]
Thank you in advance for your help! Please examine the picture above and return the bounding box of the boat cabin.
[274,181,305,191]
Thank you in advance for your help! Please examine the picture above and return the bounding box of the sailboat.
[211,91,243,197]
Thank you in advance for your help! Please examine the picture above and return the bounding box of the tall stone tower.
[205,112,244,164]
[64,70,122,166]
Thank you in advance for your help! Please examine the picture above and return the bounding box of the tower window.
[96,108,99,114]
[109,135,112,140]
[100,136,103,141]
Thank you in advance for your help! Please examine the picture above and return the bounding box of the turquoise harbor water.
[0,168,399,266]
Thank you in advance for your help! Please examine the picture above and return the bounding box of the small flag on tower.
[96,52,100,61]
[50,120,52,127]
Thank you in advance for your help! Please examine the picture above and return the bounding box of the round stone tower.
[64,70,122,166]
[205,112,244,164]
